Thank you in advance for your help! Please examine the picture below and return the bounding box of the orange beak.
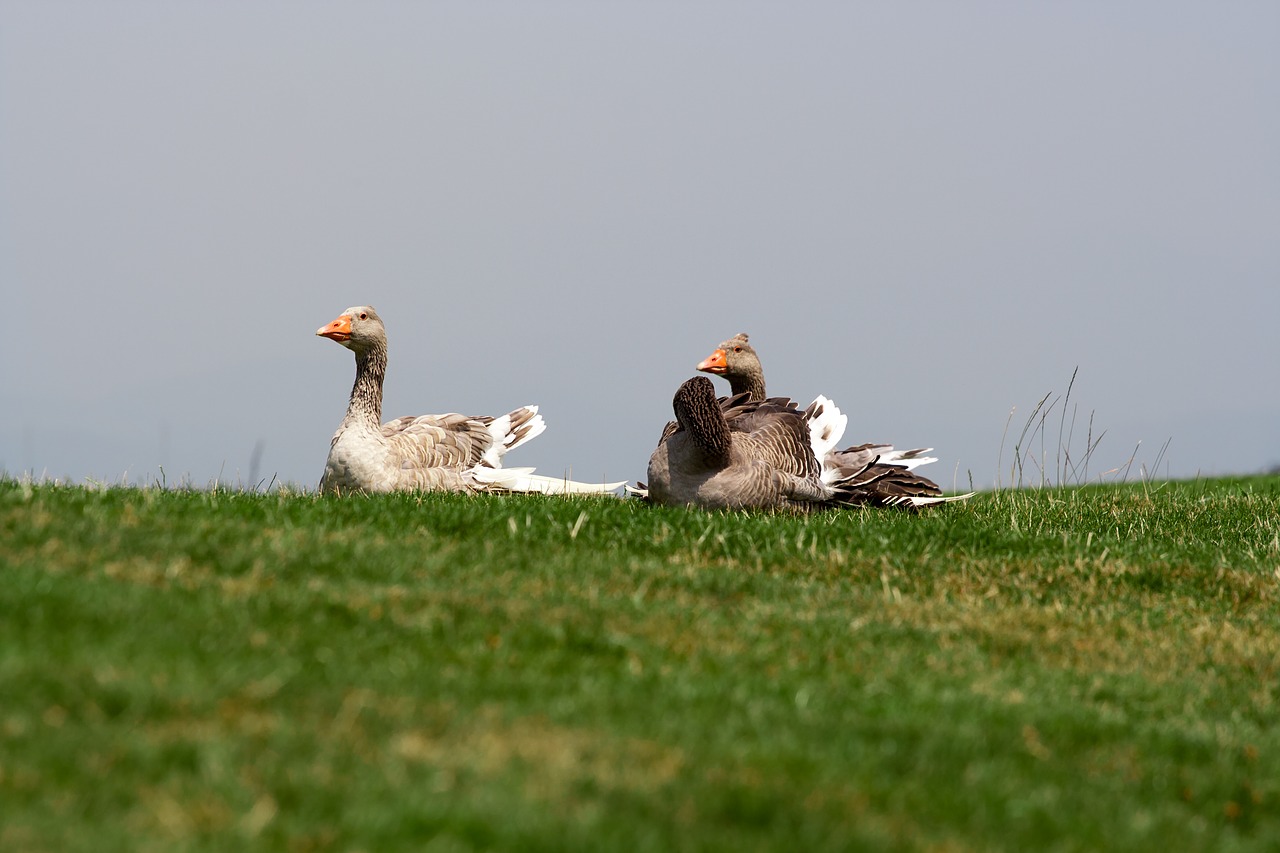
[317,314,352,342]
[697,348,728,374]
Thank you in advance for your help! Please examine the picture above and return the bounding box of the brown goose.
[696,333,971,507]
[646,377,902,511]
[316,306,624,495]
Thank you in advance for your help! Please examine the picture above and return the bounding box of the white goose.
[316,306,624,495]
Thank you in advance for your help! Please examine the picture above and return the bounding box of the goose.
[646,377,912,511]
[696,333,972,507]
[316,306,624,495]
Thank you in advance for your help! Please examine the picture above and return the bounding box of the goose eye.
[733,346,742,353]
[359,312,368,320]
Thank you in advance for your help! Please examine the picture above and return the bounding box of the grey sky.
[3,2,1277,491]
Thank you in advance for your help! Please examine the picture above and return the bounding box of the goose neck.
[677,397,732,468]
[345,347,386,429]
[729,366,767,401]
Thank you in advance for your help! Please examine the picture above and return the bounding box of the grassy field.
[2,476,1278,851]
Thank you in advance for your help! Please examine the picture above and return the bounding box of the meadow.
[2,475,1278,851]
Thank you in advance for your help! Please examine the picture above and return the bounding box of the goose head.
[317,306,386,356]
[697,333,765,398]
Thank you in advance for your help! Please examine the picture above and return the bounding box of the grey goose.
[695,333,972,507]
[645,376,921,511]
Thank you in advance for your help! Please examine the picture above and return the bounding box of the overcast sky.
[3,2,1277,492]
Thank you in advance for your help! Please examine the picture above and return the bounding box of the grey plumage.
[694,332,972,508]
[646,377,883,511]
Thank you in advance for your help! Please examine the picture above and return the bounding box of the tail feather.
[480,406,546,468]
[887,492,976,508]
[803,395,848,463]
[472,466,625,496]
[874,446,938,470]
[831,443,938,472]
[824,454,969,510]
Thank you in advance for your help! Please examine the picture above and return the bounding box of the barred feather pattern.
[646,377,838,511]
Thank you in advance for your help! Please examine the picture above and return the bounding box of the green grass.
[2,477,1278,851]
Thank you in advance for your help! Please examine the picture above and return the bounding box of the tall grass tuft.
[997,368,1173,491]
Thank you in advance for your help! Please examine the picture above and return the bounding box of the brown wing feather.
[382,413,498,470]
[734,408,821,481]
[826,459,945,508]
[659,393,802,444]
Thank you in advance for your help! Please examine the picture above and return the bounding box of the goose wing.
[382,413,498,470]
[383,405,545,472]
[733,404,822,482]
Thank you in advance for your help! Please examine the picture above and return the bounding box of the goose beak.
[697,348,728,374]
[317,314,353,342]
